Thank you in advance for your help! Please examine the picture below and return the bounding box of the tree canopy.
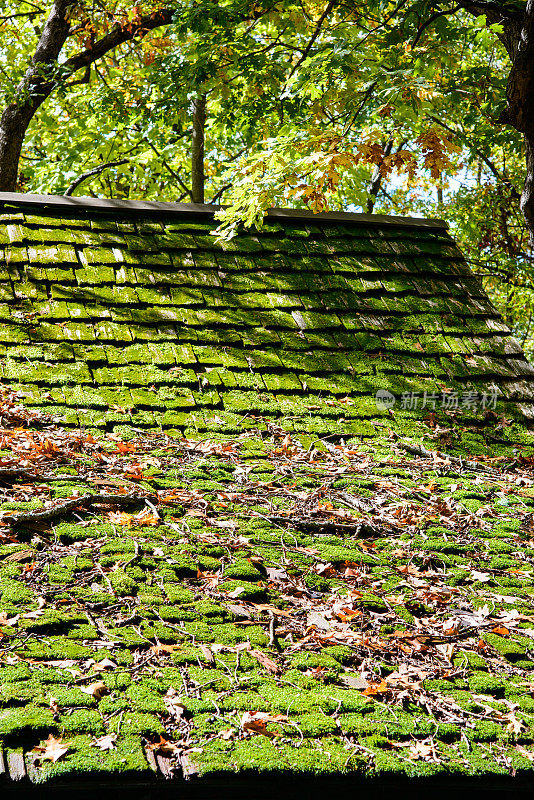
[1,0,534,349]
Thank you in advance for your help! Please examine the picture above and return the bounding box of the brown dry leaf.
[209,518,237,531]
[408,741,437,762]
[147,735,181,756]
[435,642,455,662]
[471,570,491,583]
[492,625,510,636]
[306,611,330,631]
[80,681,108,701]
[241,711,288,738]
[0,611,18,626]
[362,679,388,696]
[135,508,160,527]
[92,734,117,751]
[49,696,60,716]
[506,712,526,736]
[22,596,46,620]
[4,548,33,563]
[249,649,280,674]
[165,688,187,720]
[151,643,179,656]
[226,586,247,598]
[252,604,291,617]
[516,745,534,762]
[225,603,251,619]
[32,734,70,763]
[93,657,117,671]
[108,511,134,526]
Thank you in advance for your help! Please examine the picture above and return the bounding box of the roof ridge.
[0,191,448,229]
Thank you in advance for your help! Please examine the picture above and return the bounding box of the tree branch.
[412,4,463,47]
[287,0,336,79]
[3,492,157,528]
[142,137,192,199]
[64,158,129,195]
[61,9,176,75]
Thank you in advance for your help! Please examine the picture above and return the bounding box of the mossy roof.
[0,191,533,444]
[1,194,534,794]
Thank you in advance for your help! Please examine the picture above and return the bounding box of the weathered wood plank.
[7,750,26,781]
[156,753,174,780]
[0,191,447,229]
[144,746,158,773]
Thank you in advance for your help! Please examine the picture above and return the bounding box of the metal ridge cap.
[0,191,448,229]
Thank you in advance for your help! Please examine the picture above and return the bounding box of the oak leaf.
[92,734,117,751]
[249,649,280,674]
[32,735,70,764]
[80,681,108,700]
[241,711,288,738]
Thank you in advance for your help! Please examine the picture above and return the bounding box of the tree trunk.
[191,94,206,204]
[0,0,74,191]
[0,2,175,194]
[522,135,534,237]
[492,0,534,241]
[0,108,31,192]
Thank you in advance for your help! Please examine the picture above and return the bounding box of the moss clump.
[109,570,137,596]
[468,671,506,697]
[0,705,56,740]
[223,559,264,581]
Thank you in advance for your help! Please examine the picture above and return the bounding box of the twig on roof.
[2,492,157,527]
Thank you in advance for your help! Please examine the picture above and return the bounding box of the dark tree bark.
[467,0,534,241]
[0,2,174,192]
[191,94,207,204]
[503,0,534,238]
[0,0,74,191]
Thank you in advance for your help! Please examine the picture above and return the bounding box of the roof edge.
[0,191,448,229]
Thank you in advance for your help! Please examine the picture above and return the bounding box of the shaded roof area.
[0,196,534,792]
[0,192,533,455]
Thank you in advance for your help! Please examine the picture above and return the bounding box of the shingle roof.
[1,194,534,793]
[0,192,533,442]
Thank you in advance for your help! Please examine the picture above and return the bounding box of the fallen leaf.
[22,597,46,620]
[80,681,108,701]
[225,603,251,619]
[32,735,70,763]
[506,712,526,736]
[0,611,18,626]
[147,735,181,755]
[150,643,179,656]
[249,650,280,674]
[241,711,288,738]
[516,745,534,762]
[49,697,60,716]
[92,734,117,751]
[165,688,188,720]
[199,643,215,663]
[408,741,437,762]
[92,658,117,671]
[306,611,330,631]
[226,586,247,598]
[362,679,388,696]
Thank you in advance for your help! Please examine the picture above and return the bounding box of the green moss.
[468,671,506,697]
[0,705,56,740]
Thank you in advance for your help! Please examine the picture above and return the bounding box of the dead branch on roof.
[2,492,157,527]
